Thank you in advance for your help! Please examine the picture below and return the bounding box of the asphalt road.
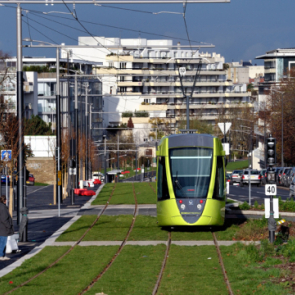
[228,183,290,205]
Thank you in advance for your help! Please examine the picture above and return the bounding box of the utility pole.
[75,72,79,188]
[16,4,24,226]
[85,83,88,180]
[56,47,62,216]
[117,135,120,169]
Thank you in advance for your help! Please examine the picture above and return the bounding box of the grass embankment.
[226,159,249,171]
[34,182,49,186]
[92,182,156,205]
[221,241,295,294]
[57,215,284,242]
[237,196,295,213]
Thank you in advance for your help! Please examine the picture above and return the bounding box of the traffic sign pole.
[266,134,277,243]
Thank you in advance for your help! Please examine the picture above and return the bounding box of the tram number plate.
[265,184,277,196]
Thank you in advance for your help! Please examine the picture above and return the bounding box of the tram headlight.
[197,204,202,210]
[180,204,186,210]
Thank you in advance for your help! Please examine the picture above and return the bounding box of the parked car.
[240,169,262,187]
[226,173,231,183]
[289,176,295,200]
[26,174,35,186]
[259,169,267,184]
[282,168,292,187]
[1,175,10,185]
[230,170,243,185]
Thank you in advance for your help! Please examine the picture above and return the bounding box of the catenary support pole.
[17,4,24,226]
[75,72,79,188]
[85,84,88,180]
[56,47,62,216]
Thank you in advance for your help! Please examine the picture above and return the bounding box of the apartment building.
[4,57,103,142]
[66,37,251,142]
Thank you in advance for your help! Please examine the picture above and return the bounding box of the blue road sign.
[1,150,12,161]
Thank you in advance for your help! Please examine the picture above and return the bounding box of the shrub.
[122,111,133,118]
[240,202,250,210]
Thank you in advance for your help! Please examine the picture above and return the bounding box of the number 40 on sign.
[265,184,277,196]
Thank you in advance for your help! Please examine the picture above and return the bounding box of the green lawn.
[88,245,166,295]
[57,215,134,241]
[11,246,119,295]
[128,215,168,241]
[226,159,249,171]
[158,245,228,295]
[92,183,156,205]
[0,246,70,294]
[91,183,115,205]
[133,182,156,204]
[221,243,288,295]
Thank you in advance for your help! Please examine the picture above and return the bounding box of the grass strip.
[83,215,134,241]
[56,215,97,242]
[34,182,49,186]
[221,244,288,295]
[88,245,166,295]
[128,216,168,241]
[57,215,134,241]
[12,246,118,295]
[133,182,156,204]
[0,246,70,294]
[92,183,115,205]
[226,159,249,171]
[109,183,135,204]
[158,245,228,295]
[171,227,213,241]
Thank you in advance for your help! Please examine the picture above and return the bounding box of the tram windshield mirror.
[170,148,212,198]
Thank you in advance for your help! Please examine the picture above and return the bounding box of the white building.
[66,37,252,143]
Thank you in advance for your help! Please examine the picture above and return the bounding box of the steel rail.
[3,184,117,295]
[78,182,139,294]
[152,231,171,295]
[212,232,234,295]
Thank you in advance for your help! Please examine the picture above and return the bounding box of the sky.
[0,0,295,65]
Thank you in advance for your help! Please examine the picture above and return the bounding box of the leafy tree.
[24,115,54,135]
[127,117,134,129]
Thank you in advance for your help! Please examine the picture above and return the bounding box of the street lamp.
[23,38,64,214]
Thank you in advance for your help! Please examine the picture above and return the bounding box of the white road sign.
[265,184,277,196]
[218,122,232,135]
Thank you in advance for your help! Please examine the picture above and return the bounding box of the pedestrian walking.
[0,195,14,261]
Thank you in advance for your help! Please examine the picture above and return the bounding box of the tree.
[24,115,54,135]
[260,69,295,165]
[127,117,134,129]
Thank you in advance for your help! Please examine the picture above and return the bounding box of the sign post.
[265,134,277,243]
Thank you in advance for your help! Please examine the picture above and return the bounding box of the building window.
[120,62,127,69]
[120,76,125,82]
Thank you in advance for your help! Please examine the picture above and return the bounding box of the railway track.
[78,182,138,294]
[3,184,117,295]
[212,232,234,295]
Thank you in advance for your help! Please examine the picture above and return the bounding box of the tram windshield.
[169,147,213,198]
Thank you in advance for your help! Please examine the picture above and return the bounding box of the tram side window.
[213,156,225,200]
[157,157,169,201]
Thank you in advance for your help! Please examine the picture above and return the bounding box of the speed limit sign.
[265,184,277,196]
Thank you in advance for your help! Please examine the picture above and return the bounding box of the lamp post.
[23,39,63,215]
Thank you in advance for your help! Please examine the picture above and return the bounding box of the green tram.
[156,133,226,226]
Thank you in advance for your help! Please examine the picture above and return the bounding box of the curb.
[0,184,104,278]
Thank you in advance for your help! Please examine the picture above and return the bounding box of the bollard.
[19,207,28,242]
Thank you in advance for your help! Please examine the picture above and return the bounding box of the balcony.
[38,107,56,113]
[38,91,56,97]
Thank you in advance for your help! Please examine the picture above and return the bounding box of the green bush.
[134,111,149,117]
[122,111,133,118]
[276,239,295,259]
[254,200,259,209]
[240,201,250,210]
